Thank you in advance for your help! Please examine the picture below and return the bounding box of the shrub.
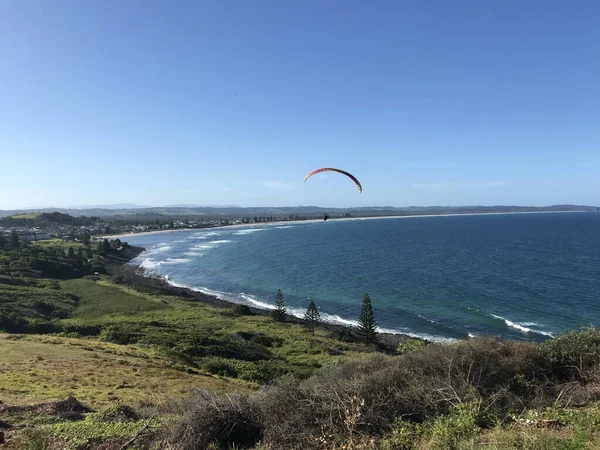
[100,324,141,345]
[201,357,239,378]
[166,390,262,450]
[232,304,253,316]
[396,338,426,355]
[541,326,600,381]
[426,401,481,449]
[166,336,599,450]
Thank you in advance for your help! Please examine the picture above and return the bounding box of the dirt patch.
[0,395,93,418]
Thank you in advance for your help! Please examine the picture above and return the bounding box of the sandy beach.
[103,210,587,240]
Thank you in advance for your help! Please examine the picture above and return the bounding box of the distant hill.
[0,204,598,219]
[0,212,100,226]
[68,203,152,209]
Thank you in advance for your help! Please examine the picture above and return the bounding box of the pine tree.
[9,230,20,250]
[272,289,286,322]
[303,300,321,335]
[81,231,91,246]
[357,293,378,345]
[0,233,6,249]
[103,239,111,254]
[67,247,76,259]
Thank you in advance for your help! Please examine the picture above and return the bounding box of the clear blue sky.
[1,0,599,209]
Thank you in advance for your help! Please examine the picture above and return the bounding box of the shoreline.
[122,262,421,349]
[103,209,589,240]
[113,210,583,343]
[116,246,436,345]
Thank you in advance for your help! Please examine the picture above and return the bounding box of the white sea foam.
[140,258,160,270]
[491,314,554,337]
[417,314,438,324]
[240,293,276,310]
[208,240,232,244]
[234,229,266,235]
[275,226,294,229]
[192,244,213,250]
[468,333,476,338]
[184,252,204,257]
[162,258,191,264]
[151,245,171,253]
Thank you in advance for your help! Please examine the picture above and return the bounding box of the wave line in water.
[162,258,192,264]
[234,229,267,235]
[491,314,554,337]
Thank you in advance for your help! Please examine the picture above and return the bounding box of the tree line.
[271,289,378,345]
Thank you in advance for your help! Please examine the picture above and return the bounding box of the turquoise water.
[125,212,600,341]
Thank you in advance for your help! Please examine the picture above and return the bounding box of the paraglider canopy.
[303,168,362,193]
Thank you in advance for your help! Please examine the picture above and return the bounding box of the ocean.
[124,212,600,342]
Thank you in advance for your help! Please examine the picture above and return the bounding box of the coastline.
[119,261,419,349]
[112,210,587,343]
[103,209,589,240]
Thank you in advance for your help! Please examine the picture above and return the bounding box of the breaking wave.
[491,314,554,337]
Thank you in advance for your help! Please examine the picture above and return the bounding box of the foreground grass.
[1,278,370,409]
[0,333,246,408]
[59,279,370,382]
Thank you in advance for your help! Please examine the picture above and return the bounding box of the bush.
[396,338,427,355]
[541,326,600,381]
[166,390,262,450]
[166,337,561,449]
[232,304,253,316]
[201,357,239,378]
[426,401,481,449]
[100,324,141,345]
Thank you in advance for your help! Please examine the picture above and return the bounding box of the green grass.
[0,282,76,321]
[1,279,369,409]
[7,404,165,450]
[33,239,84,249]
[0,333,248,408]
[60,279,369,373]
[379,402,600,450]
[60,279,168,320]
[11,213,41,219]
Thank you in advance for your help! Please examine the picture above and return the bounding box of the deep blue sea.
[124,212,600,342]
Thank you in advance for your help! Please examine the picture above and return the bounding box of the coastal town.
[0,212,306,242]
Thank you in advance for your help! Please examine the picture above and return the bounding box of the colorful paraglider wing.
[303,168,362,193]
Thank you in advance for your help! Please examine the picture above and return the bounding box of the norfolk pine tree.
[304,300,321,335]
[272,289,286,322]
[357,293,378,345]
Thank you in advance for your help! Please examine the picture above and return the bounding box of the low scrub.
[540,326,600,381]
[165,329,600,449]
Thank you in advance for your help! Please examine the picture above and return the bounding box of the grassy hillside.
[58,279,371,384]
[2,328,599,449]
[0,333,243,408]
[1,241,599,449]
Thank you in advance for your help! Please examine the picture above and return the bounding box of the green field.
[0,333,243,408]
[1,278,370,410]
[10,213,41,220]
[33,239,84,249]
